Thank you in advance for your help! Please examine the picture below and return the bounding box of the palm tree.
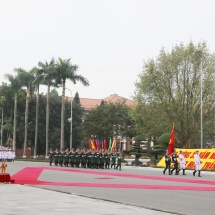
[15,68,35,157]
[32,67,42,158]
[55,58,89,149]
[4,74,22,153]
[36,58,56,157]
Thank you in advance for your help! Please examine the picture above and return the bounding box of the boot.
[183,169,186,175]
[193,170,197,176]
[177,169,181,175]
[198,170,202,177]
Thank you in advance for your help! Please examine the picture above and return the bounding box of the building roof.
[68,94,135,111]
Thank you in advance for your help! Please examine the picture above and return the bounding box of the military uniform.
[111,152,116,169]
[171,150,179,175]
[193,150,202,177]
[64,149,69,167]
[81,150,87,168]
[116,152,122,171]
[104,151,111,169]
[58,149,64,166]
[47,148,54,166]
[69,149,75,167]
[163,151,171,175]
[178,150,186,175]
[54,149,59,166]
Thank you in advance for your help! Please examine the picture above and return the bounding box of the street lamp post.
[0,107,3,148]
[65,88,72,149]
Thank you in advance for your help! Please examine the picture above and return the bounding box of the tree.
[71,92,84,148]
[15,68,35,157]
[36,58,56,157]
[134,41,215,148]
[126,135,145,165]
[4,74,22,151]
[55,58,89,149]
[83,101,136,146]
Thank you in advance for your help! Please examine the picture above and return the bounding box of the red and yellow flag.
[168,123,174,155]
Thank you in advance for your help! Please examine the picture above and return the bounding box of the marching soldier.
[116,150,122,171]
[58,148,64,166]
[111,150,116,169]
[104,150,111,169]
[177,149,186,175]
[94,149,99,169]
[163,149,171,175]
[75,148,81,168]
[171,149,179,175]
[99,149,105,169]
[87,149,92,168]
[64,148,69,167]
[47,148,54,166]
[54,148,59,166]
[193,149,203,177]
[69,148,75,167]
[81,148,87,168]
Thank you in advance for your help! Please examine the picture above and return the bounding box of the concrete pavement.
[0,184,173,215]
[1,161,215,215]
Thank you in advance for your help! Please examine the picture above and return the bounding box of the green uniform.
[54,150,59,166]
[104,152,111,169]
[116,152,122,170]
[111,152,116,169]
[48,150,54,166]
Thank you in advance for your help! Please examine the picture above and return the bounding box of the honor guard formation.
[0,149,15,162]
[163,149,203,177]
[48,148,123,171]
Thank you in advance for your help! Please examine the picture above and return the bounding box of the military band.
[49,147,123,171]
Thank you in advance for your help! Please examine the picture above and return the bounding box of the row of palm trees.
[5,57,89,157]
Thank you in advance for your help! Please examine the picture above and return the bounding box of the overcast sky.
[0,0,214,99]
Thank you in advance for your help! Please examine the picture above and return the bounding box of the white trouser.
[195,164,201,171]
[180,163,186,169]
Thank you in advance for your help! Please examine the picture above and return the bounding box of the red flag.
[96,139,99,150]
[168,123,175,155]
[89,138,96,149]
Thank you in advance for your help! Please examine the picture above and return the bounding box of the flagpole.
[200,59,203,149]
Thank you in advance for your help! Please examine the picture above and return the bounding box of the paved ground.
[1,161,215,215]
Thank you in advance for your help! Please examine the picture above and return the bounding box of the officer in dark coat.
[171,149,179,175]
[163,149,171,175]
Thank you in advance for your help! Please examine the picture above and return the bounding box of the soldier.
[58,148,64,167]
[177,149,186,175]
[75,148,81,168]
[87,149,92,168]
[99,149,105,169]
[47,148,54,166]
[54,148,59,166]
[81,148,87,168]
[64,148,69,167]
[163,149,171,175]
[69,148,75,167]
[111,150,116,169]
[104,150,111,169]
[91,149,95,169]
[171,149,179,175]
[193,149,203,177]
[94,149,99,169]
[116,150,122,171]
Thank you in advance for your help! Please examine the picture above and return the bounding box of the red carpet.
[11,167,215,191]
